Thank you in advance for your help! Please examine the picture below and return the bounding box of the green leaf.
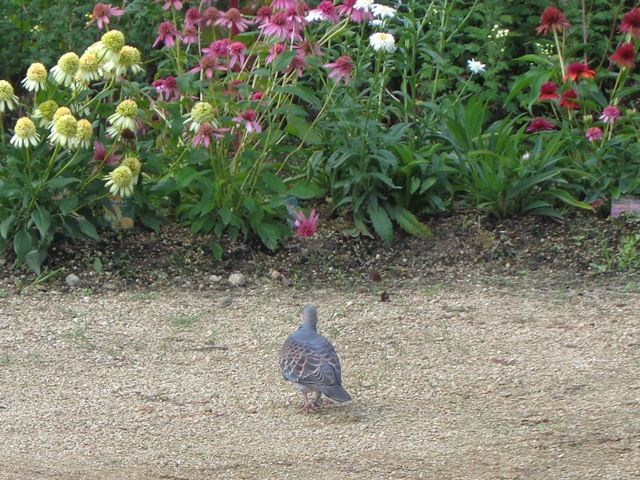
[139,212,165,233]
[78,219,100,241]
[368,201,394,244]
[548,189,594,210]
[25,249,45,275]
[208,241,223,260]
[261,173,287,194]
[93,257,103,274]
[48,177,81,189]
[31,205,51,240]
[13,229,33,263]
[272,50,297,72]
[288,182,324,199]
[0,215,15,240]
[59,197,79,216]
[391,207,432,239]
[276,85,321,109]
[285,118,322,145]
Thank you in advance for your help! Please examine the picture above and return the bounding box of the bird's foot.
[313,397,323,408]
[298,401,318,414]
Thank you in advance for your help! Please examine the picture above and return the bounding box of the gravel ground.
[0,274,639,479]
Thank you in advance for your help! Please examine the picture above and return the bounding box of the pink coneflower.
[324,55,354,85]
[203,39,230,57]
[88,3,124,30]
[259,11,298,40]
[335,0,372,23]
[564,62,596,82]
[294,39,322,57]
[266,43,285,64]
[307,0,340,23]
[286,3,308,29]
[189,55,226,78]
[184,7,202,27]
[536,6,571,35]
[152,75,181,101]
[202,7,220,27]
[293,209,319,237]
[214,8,251,33]
[538,81,559,101]
[192,123,229,148]
[526,117,556,133]
[157,0,182,11]
[93,141,121,166]
[610,43,636,69]
[181,25,199,44]
[251,91,264,101]
[272,0,297,8]
[233,109,262,133]
[229,42,247,69]
[286,54,307,77]
[620,7,640,38]
[585,127,602,143]
[559,88,579,109]
[599,105,621,125]
[254,6,272,25]
[153,21,178,48]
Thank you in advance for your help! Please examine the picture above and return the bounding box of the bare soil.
[1,272,638,479]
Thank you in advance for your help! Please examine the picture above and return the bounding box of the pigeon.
[279,306,352,413]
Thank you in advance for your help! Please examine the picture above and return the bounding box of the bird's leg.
[298,391,317,413]
[313,391,322,408]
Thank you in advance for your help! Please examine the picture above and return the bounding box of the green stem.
[553,30,566,78]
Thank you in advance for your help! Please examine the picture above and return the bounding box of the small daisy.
[10,117,40,148]
[354,0,374,11]
[371,4,396,19]
[103,165,135,197]
[33,100,59,127]
[184,101,216,132]
[467,58,486,74]
[0,80,19,112]
[76,119,93,148]
[22,63,49,92]
[49,114,78,148]
[50,52,80,87]
[107,99,138,135]
[369,32,395,52]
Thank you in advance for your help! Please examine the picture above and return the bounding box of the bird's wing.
[279,336,341,387]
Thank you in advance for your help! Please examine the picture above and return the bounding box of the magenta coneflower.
[335,0,372,23]
[181,25,198,44]
[620,7,640,38]
[272,0,297,8]
[251,91,264,101]
[294,39,322,57]
[88,3,124,30]
[536,6,571,35]
[214,8,251,32]
[192,123,229,148]
[599,105,621,125]
[286,4,308,29]
[559,88,579,109]
[266,43,285,64]
[293,209,319,237]
[157,0,182,11]
[189,55,226,78]
[152,76,180,101]
[324,55,354,85]
[202,7,221,27]
[229,42,247,69]
[564,62,595,82]
[286,54,307,77]
[203,39,230,58]
[233,109,261,133]
[526,117,556,133]
[93,141,121,166]
[538,81,559,101]
[184,8,202,28]
[610,43,636,69]
[585,127,602,143]
[153,21,179,48]
[254,6,272,25]
[259,11,298,40]
[307,0,340,23]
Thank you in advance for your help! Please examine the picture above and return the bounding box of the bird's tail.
[320,385,352,402]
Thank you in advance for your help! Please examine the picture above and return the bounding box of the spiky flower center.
[54,115,78,137]
[102,30,125,52]
[79,52,100,71]
[58,52,80,74]
[110,165,133,187]
[0,80,15,100]
[191,102,215,122]
[76,119,93,139]
[120,156,141,177]
[26,63,47,82]
[15,117,36,138]
[37,100,59,120]
[116,99,138,117]
[119,46,141,66]
[53,107,72,122]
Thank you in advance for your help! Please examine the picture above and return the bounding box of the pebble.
[65,274,80,288]
[281,277,293,287]
[270,270,283,281]
[208,274,222,284]
[221,296,233,307]
[228,273,247,287]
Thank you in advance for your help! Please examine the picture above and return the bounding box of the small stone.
[228,273,247,287]
[246,406,258,414]
[270,270,283,281]
[281,277,293,287]
[208,274,222,284]
[221,296,233,307]
[65,274,81,288]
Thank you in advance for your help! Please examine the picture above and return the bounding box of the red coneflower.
[599,105,621,125]
[324,55,354,85]
[152,21,178,48]
[526,117,556,133]
[536,6,571,35]
[610,43,636,69]
[559,88,579,109]
[228,41,247,69]
[152,76,180,101]
[203,39,230,58]
[188,54,226,78]
[259,11,297,40]
[254,6,272,25]
[585,127,603,143]
[538,81,560,101]
[620,7,640,38]
[87,3,124,31]
[564,62,596,82]
[214,8,251,33]
[201,7,220,27]
[184,7,202,28]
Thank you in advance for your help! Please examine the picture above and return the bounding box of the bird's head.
[300,306,318,331]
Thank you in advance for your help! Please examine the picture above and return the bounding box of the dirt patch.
[0,275,638,479]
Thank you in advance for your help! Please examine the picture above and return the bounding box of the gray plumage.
[279,306,351,411]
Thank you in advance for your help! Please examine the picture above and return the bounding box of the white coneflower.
[369,19,383,27]
[48,114,78,148]
[105,45,144,77]
[354,0,374,11]
[184,101,215,132]
[305,10,325,23]
[371,4,396,19]
[76,119,93,148]
[369,32,396,52]
[50,52,80,87]
[21,63,49,92]
[10,117,40,148]
[99,30,125,63]
[0,80,19,112]
[120,156,141,182]
[467,58,486,74]
[75,47,104,83]
[33,100,59,127]
[107,99,138,136]
[103,165,135,197]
